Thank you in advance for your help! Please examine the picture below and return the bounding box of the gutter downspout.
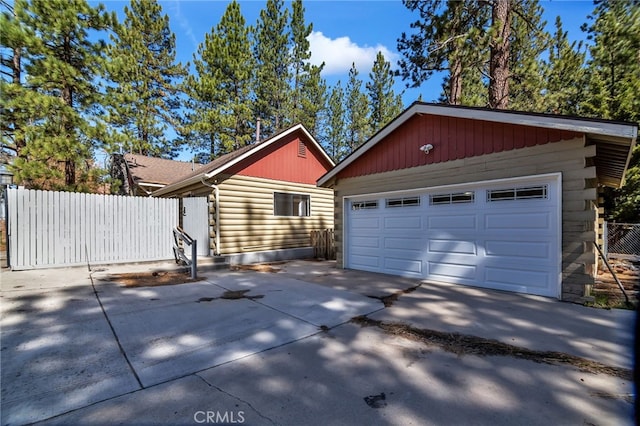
[201,177,220,256]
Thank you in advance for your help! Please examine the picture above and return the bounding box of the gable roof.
[153,123,335,196]
[318,102,638,188]
[124,153,203,185]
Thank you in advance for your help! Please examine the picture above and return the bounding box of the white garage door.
[345,174,561,297]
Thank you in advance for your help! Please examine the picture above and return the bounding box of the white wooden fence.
[8,188,179,270]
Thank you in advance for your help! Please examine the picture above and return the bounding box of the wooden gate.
[181,197,209,256]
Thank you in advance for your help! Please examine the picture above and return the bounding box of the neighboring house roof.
[154,124,335,196]
[124,154,203,187]
[318,102,638,189]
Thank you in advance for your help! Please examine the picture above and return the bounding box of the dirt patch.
[196,290,264,302]
[593,257,639,309]
[102,271,204,288]
[367,283,422,307]
[231,262,285,273]
[351,316,632,380]
[363,393,387,409]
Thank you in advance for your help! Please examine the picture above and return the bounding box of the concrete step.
[196,256,230,272]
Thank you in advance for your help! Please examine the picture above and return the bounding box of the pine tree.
[105,0,187,158]
[488,0,512,109]
[299,63,327,136]
[582,0,640,222]
[289,0,312,123]
[0,0,28,163]
[367,51,404,133]
[543,16,586,115]
[7,0,114,190]
[324,81,347,161]
[253,0,290,138]
[508,0,548,112]
[183,1,254,159]
[345,63,370,152]
[397,0,488,105]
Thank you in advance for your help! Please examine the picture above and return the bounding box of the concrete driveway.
[1,260,635,425]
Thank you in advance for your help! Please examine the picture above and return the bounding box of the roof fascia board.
[154,124,333,197]
[425,104,637,139]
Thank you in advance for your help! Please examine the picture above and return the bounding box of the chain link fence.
[605,222,640,256]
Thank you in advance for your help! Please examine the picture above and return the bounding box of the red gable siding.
[227,131,332,185]
[337,114,581,179]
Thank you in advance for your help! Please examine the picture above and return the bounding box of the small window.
[386,197,421,208]
[429,192,474,205]
[298,140,307,158]
[487,185,547,202]
[352,200,378,210]
[274,192,310,216]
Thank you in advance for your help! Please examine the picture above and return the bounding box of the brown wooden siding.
[338,114,581,179]
[331,137,597,302]
[226,133,333,185]
[215,175,333,254]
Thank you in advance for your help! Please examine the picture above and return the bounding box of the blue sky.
[100,0,596,106]
[95,0,596,161]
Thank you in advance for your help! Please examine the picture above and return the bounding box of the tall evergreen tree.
[0,0,28,164]
[582,0,640,124]
[6,0,113,190]
[508,0,548,112]
[183,1,254,159]
[105,0,187,158]
[488,0,512,109]
[345,63,370,152]
[324,81,347,161]
[252,0,290,138]
[289,0,312,123]
[397,0,488,105]
[367,51,403,133]
[299,63,327,136]
[582,0,640,222]
[543,16,585,115]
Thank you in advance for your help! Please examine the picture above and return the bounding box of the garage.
[346,174,561,297]
[318,102,637,301]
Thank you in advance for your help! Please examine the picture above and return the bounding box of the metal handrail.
[173,227,197,279]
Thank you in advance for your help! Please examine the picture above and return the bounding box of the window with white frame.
[385,196,421,208]
[429,191,475,205]
[274,192,310,216]
[351,200,378,210]
[487,185,548,202]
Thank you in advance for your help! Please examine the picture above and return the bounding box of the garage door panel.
[485,240,550,259]
[429,239,477,255]
[428,215,476,230]
[350,254,380,269]
[428,261,477,281]
[485,266,551,294]
[485,212,550,230]
[384,216,421,229]
[351,236,379,248]
[384,237,424,250]
[351,217,380,229]
[384,257,422,275]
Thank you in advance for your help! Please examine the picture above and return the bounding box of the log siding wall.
[215,175,334,254]
[329,137,597,302]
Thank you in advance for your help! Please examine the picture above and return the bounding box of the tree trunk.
[489,0,511,109]
[449,58,463,105]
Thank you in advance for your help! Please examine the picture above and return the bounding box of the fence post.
[603,221,608,257]
[191,239,197,280]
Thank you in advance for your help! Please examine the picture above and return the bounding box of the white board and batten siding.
[8,188,179,270]
[345,173,562,298]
